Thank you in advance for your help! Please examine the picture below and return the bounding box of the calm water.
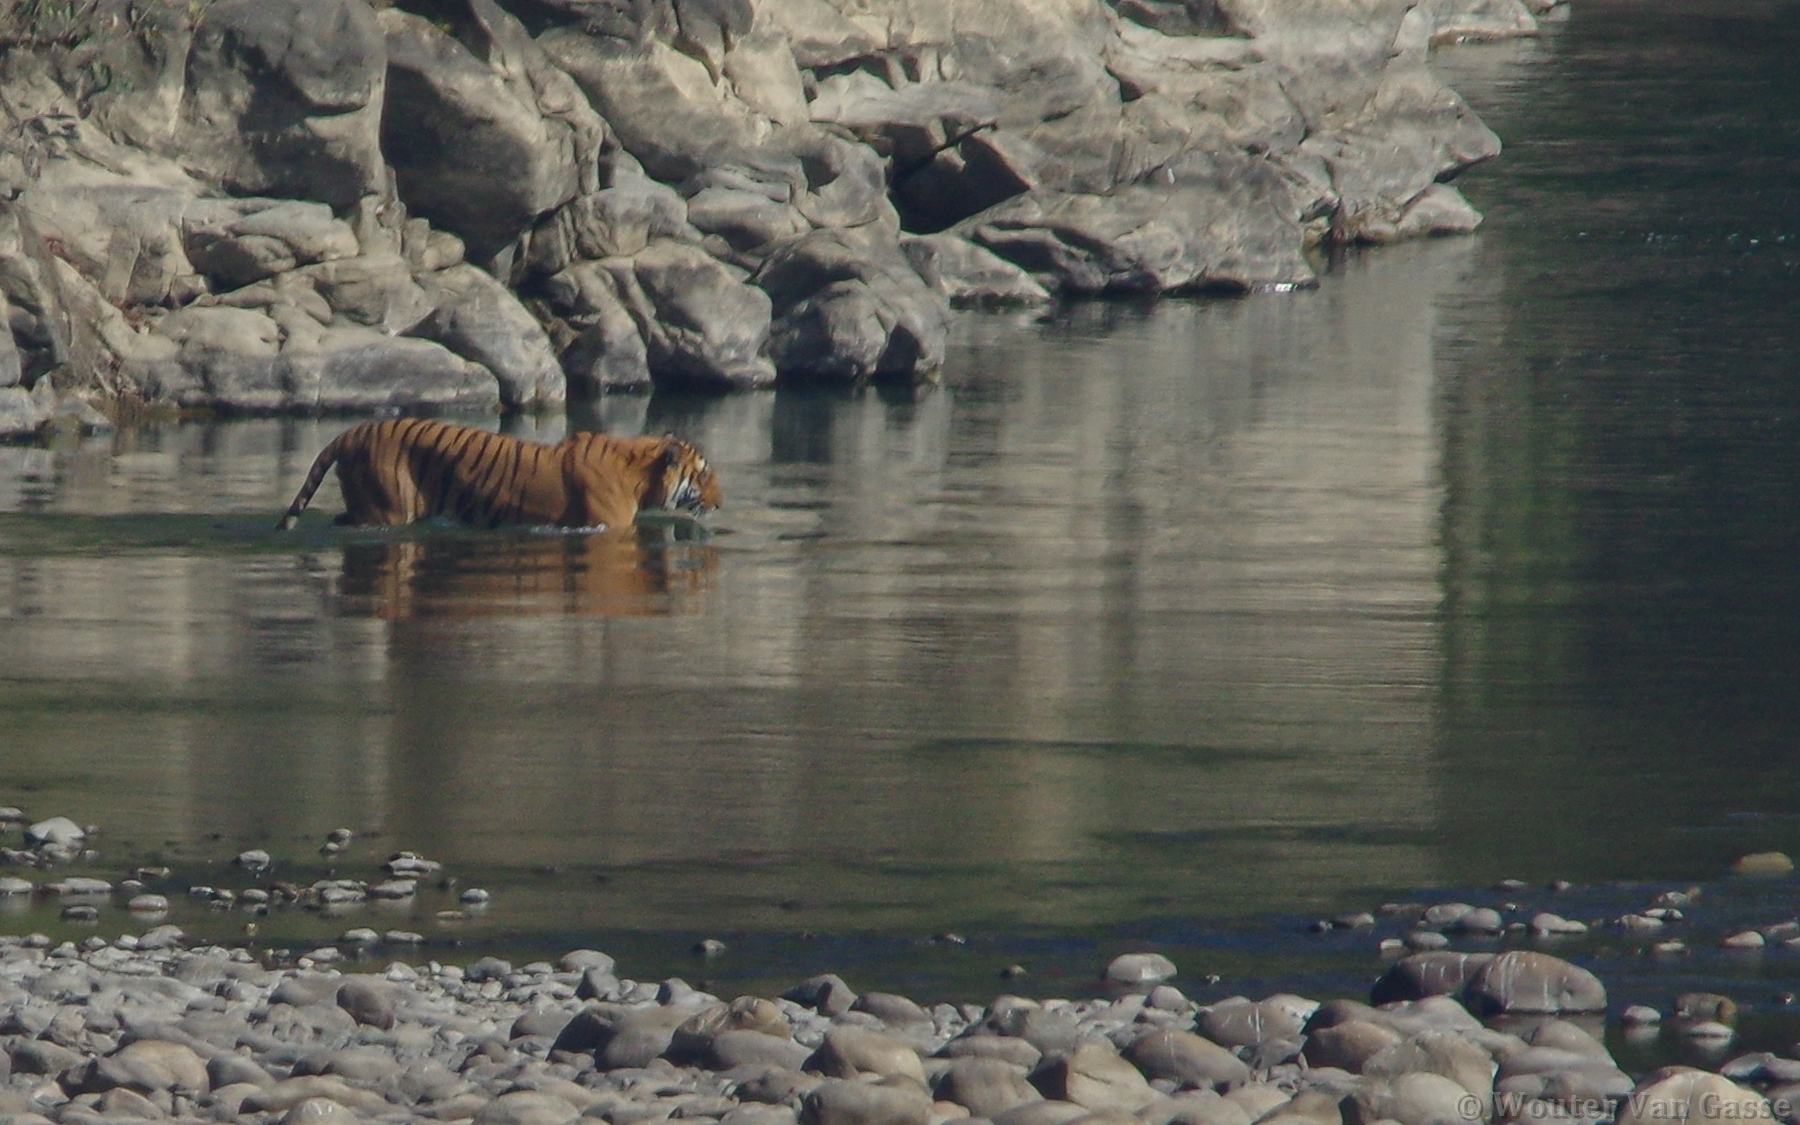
[5,0,1800,1013]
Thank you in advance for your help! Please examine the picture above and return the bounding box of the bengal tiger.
[276,418,721,531]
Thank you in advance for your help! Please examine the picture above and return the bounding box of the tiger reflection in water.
[334,524,715,620]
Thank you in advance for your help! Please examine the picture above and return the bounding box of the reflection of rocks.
[0,0,1533,418]
[335,527,716,619]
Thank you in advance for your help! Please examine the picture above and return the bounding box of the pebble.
[1732,851,1794,876]
[1104,952,1177,986]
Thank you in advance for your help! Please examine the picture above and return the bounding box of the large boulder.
[134,308,497,412]
[967,174,1313,295]
[1370,953,1496,1007]
[413,264,566,408]
[182,199,361,290]
[544,261,654,395]
[525,160,699,277]
[1614,1070,1768,1125]
[379,1,605,262]
[597,239,776,390]
[1461,952,1607,1016]
[175,0,388,207]
[540,30,773,184]
[756,228,949,384]
[1124,1030,1253,1091]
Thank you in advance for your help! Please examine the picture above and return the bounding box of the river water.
[4,0,1800,1015]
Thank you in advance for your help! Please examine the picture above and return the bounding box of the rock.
[1416,0,1541,44]
[413,263,565,408]
[1615,1069,1768,1125]
[602,239,776,390]
[184,200,360,289]
[940,1036,1043,1070]
[901,234,1051,307]
[561,950,616,974]
[1528,914,1587,937]
[976,1004,1083,1056]
[135,314,496,411]
[1031,1041,1157,1113]
[1124,1030,1252,1091]
[781,972,856,1015]
[25,816,85,849]
[1451,908,1504,935]
[757,227,949,384]
[539,31,771,184]
[298,252,434,333]
[1462,952,1606,1015]
[0,293,21,388]
[1732,852,1794,876]
[1104,954,1178,987]
[336,977,399,1029]
[78,1038,210,1094]
[1370,953,1496,1006]
[1341,1073,1471,1125]
[472,1090,583,1125]
[176,0,388,207]
[1197,996,1314,1049]
[128,893,172,913]
[379,3,603,262]
[527,167,697,276]
[853,993,932,1027]
[935,1056,1043,1118]
[968,179,1314,296]
[209,1055,275,1089]
[281,1097,364,1125]
[811,1025,928,1082]
[1363,1031,1496,1114]
[670,996,793,1064]
[800,1078,934,1125]
[1301,1022,1403,1073]
[753,0,883,68]
[601,1004,697,1069]
[0,384,50,437]
[712,1028,817,1070]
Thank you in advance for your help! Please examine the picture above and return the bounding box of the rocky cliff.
[0,0,1560,435]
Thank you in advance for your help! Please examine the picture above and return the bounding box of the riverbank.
[1,0,1558,432]
[0,919,1792,1125]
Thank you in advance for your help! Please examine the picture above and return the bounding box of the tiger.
[276,418,721,531]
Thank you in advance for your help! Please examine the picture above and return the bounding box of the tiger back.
[278,418,721,531]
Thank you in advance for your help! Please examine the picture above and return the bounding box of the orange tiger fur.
[276,418,721,531]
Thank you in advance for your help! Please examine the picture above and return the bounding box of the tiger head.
[651,438,723,515]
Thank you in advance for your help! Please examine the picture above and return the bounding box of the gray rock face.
[541,31,772,184]
[413,264,566,408]
[968,175,1313,295]
[757,228,949,384]
[603,239,776,390]
[2,0,1518,410]
[380,3,604,263]
[177,0,388,207]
